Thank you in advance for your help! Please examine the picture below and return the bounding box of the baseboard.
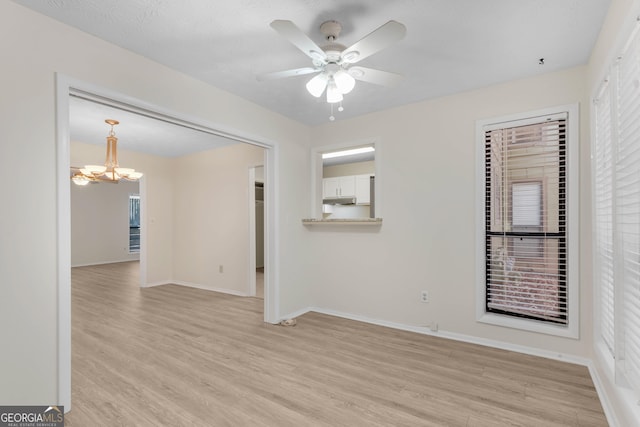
[171,280,248,297]
[279,307,313,321]
[140,280,172,288]
[71,258,139,268]
[302,307,592,367]
[587,360,621,427]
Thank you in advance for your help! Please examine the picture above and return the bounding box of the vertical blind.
[484,118,567,324]
[593,80,615,355]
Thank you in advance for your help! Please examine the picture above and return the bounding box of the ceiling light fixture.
[322,146,375,159]
[306,68,354,121]
[305,67,354,102]
[71,119,143,186]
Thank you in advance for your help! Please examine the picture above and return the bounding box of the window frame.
[475,104,580,338]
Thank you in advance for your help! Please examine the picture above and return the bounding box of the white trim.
[284,306,594,366]
[278,307,313,322]
[264,143,279,324]
[475,103,580,339]
[56,74,281,412]
[71,259,140,268]
[590,339,640,427]
[138,175,148,287]
[55,74,71,412]
[591,341,623,427]
[140,280,174,288]
[171,281,249,297]
[481,111,568,132]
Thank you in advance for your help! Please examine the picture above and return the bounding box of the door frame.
[55,74,280,410]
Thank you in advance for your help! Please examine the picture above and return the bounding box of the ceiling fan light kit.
[71,119,143,186]
[257,18,406,121]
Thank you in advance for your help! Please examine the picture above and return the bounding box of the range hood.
[322,196,356,205]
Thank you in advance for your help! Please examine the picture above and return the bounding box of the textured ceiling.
[13,0,611,157]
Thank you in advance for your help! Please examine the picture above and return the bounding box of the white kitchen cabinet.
[323,176,356,198]
[355,174,374,205]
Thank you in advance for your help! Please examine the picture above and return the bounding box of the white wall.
[0,1,311,406]
[70,179,140,266]
[307,66,592,358]
[172,143,264,294]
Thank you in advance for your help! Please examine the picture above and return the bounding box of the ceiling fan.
[257,19,406,105]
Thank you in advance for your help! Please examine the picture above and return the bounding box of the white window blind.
[484,118,567,324]
[593,80,615,355]
[512,182,542,228]
[617,24,640,392]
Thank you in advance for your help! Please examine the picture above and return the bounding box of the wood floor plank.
[66,262,608,426]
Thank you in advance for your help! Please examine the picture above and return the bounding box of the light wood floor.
[68,262,608,426]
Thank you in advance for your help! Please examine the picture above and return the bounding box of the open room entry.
[56,75,279,410]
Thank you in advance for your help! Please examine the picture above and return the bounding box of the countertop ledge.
[302,218,383,225]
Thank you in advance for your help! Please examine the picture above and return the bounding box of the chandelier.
[71,119,143,186]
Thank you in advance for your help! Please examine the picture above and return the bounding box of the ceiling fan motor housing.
[320,20,342,41]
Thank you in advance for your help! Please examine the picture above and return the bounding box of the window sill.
[302,218,383,226]
[477,312,578,339]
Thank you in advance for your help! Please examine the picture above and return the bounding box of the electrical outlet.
[421,290,429,303]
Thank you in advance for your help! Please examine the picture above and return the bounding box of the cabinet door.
[338,176,356,197]
[323,177,340,198]
[355,175,372,204]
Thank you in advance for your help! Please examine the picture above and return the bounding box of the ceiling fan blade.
[349,67,404,87]
[341,20,406,64]
[256,67,319,81]
[270,20,327,62]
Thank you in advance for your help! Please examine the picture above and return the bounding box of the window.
[129,194,140,253]
[476,105,578,337]
[593,21,640,396]
[593,79,615,355]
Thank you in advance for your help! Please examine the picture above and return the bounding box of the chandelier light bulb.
[333,70,355,94]
[71,174,90,186]
[306,73,328,97]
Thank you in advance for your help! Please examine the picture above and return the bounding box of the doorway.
[56,75,278,410]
